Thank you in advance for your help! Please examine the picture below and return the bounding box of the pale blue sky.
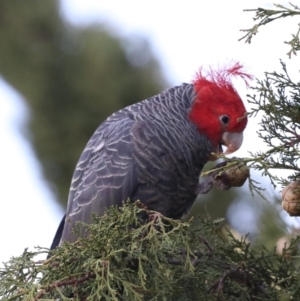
[1,0,299,263]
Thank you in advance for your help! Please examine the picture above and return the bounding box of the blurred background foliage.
[0,0,291,252]
[0,0,167,206]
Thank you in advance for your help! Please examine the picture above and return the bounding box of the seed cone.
[225,162,250,187]
[281,181,300,216]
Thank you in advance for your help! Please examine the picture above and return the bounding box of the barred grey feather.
[52,83,214,246]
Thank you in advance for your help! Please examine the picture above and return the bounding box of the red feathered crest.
[193,62,253,92]
[189,62,252,146]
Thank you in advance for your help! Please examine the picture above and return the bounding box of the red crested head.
[189,62,252,159]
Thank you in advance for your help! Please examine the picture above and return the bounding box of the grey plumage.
[53,83,214,246]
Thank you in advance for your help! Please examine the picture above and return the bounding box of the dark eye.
[220,115,230,125]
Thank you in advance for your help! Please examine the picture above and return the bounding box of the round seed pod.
[224,162,250,187]
[281,181,300,216]
[209,158,250,190]
[276,236,292,257]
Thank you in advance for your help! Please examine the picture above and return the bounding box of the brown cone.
[225,162,250,187]
[282,181,300,216]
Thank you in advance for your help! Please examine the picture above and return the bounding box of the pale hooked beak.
[222,131,244,155]
[209,132,244,161]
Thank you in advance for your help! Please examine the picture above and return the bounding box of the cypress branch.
[1,202,300,300]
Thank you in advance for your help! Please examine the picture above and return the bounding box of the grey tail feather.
[48,214,66,258]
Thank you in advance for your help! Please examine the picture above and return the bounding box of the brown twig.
[200,236,214,254]
[209,267,271,298]
[34,271,96,300]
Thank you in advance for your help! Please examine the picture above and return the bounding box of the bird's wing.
[61,116,137,243]
[129,118,205,218]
